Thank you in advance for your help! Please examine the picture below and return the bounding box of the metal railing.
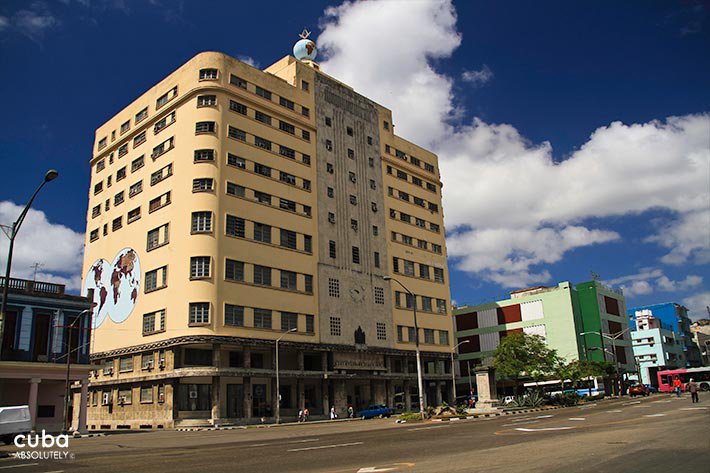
[0,276,65,295]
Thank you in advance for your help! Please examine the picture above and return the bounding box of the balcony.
[0,276,65,296]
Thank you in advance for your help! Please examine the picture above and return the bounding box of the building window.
[302,130,310,141]
[133,131,147,148]
[280,229,297,250]
[421,297,433,312]
[230,100,247,115]
[254,162,272,177]
[135,107,148,124]
[424,329,435,344]
[253,222,271,243]
[189,302,210,324]
[228,126,247,141]
[301,80,310,91]
[191,211,212,233]
[151,137,174,159]
[328,212,335,223]
[377,322,387,340]
[98,138,107,150]
[253,265,272,286]
[199,68,218,80]
[439,331,449,345]
[226,182,245,197]
[279,198,296,212]
[281,312,298,331]
[374,252,380,268]
[226,215,245,238]
[143,309,166,335]
[373,225,379,236]
[280,145,296,159]
[352,246,360,264]
[279,121,295,134]
[305,274,313,293]
[419,264,430,279]
[434,267,444,283]
[255,136,272,150]
[196,95,216,107]
[192,178,214,193]
[304,235,312,253]
[280,171,296,185]
[127,207,141,223]
[140,386,153,404]
[114,191,125,206]
[120,120,130,135]
[325,139,333,151]
[330,316,341,337]
[279,97,295,110]
[227,153,246,168]
[255,191,272,204]
[327,187,334,198]
[302,106,310,117]
[253,308,272,329]
[119,356,134,372]
[129,181,143,197]
[190,256,211,279]
[225,259,244,281]
[436,299,447,314]
[144,266,168,293]
[156,86,177,108]
[147,223,169,251]
[280,270,297,290]
[403,260,415,276]
[305,314,314,333]
[256,86,272,100]
[118,389,132,405]
[374,287,385,305]
[195,121,216,134]
[328,278,340,298]
[349,194,357,205]
[255,110,272,125]
[194,149,215,162]
[225,304,244,326]
[131,155,145,172]
[329,240,336,259]
[230,74,247,89]
[112,217,122,231]
[383,120,389,130]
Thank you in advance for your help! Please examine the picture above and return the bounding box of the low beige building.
[82,39,453,429]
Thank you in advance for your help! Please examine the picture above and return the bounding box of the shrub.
[397,412,423,421]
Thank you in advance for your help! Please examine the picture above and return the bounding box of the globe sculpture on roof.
[294,28,317,61]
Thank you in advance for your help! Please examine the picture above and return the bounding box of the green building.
[453,280,634,390]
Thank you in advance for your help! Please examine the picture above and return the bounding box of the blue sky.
[0,0,708,318]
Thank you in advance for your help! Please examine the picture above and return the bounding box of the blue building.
[630,310,686,385]
[628,302,702,367]
[0,277,92,432]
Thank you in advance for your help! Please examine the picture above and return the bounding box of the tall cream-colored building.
[82,41,453,429]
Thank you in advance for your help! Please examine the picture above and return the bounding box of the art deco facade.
[82,51,453,428]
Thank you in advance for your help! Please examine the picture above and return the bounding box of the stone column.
[28,378,40,431]
[298,351,305,371]
[386,380,395,408]
[322,379,330,416]
[297,379,305,411]
[243,348,251,369]
[403,380,412,411]
[243,377,252,421]
[211,376,221,426]
[373,380,386,404]
[435,382,443,406]
[77,381,88,433]
[334,379,347,417]
[321,352,328,371]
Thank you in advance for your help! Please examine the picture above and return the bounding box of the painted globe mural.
[293,38,317,61]
[82,248,141,328]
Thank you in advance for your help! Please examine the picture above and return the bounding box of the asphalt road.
[1,394,708,473]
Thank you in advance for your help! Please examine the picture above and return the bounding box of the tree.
[493,332,560,394]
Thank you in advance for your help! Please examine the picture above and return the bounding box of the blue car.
[357,404,395,419]
[644,384,658,393]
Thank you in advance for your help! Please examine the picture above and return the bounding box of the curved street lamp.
[450,340,470,403]
[384,276,426,420]
[275,327,297,424]
[0,170,59,357]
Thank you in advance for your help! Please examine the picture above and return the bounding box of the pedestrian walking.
[303,407,309,422]
[687,378,699,403]
[347,405,354,419]
[330,406,337,420]
[298,409,304,423]
[672,377,682,397]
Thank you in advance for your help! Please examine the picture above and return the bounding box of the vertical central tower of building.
[81,38,453,429]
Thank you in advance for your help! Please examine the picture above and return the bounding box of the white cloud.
[0,201,85,291]
[238,55,260,68]
[683,291,710,321]
[13,4,60,41]
[0,16,9,31]
[461,65,493,86]
[645,208,710,265]
[605,268,703,298]
[319,0,710,287]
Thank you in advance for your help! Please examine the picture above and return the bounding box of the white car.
[0,406,31,445]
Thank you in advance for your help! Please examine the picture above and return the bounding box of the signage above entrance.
[333,352,386,371]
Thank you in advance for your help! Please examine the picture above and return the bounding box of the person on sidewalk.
[303,407,309,422]
[687,378,699,403]
[347,405,354,419]
[298,409,304,423]
[330,406,337,420]
[672,377,682,397]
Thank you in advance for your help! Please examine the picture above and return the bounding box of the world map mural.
[82,248,141,328]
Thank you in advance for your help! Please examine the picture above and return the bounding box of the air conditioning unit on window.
[103,367,114,376]
[102,393,111,405]
[158,392,165,403]
[144,360,154,371]
[118,396,127,406]
[158,360,166,370]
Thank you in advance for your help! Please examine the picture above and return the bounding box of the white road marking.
[287,438,320,444]
[249,443,269,447]
[408,425,451,431]
[250,438,320,447]
[533,415,554,419]
[644,414,666,417]
[568,417,586,421]
[680,407,708,410]
[623,401,641,406]
[503,420,540,427]
[632,405,652,408]
[606,410,623,413]
[515,427,574,432]
[288,441,363,452]
[0,465,40,470]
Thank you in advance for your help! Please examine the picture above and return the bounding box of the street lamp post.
[61,309,90,433]
[384,276,426,420]
[450,340,470,403]
[0,169,59,358]
[275,327,297,425]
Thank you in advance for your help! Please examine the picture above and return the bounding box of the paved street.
[1,394,708,473]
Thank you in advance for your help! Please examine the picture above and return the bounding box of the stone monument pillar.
[474,367,499,409]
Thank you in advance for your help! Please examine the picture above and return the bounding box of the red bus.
[657,367,710,393]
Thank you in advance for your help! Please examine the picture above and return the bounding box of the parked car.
[358,404,395,419]
[628,384,650,397]
[0,405,31,445]
[644,384,658,393]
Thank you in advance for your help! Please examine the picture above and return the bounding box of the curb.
[73,433,106,438]
[175,418,362,432]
